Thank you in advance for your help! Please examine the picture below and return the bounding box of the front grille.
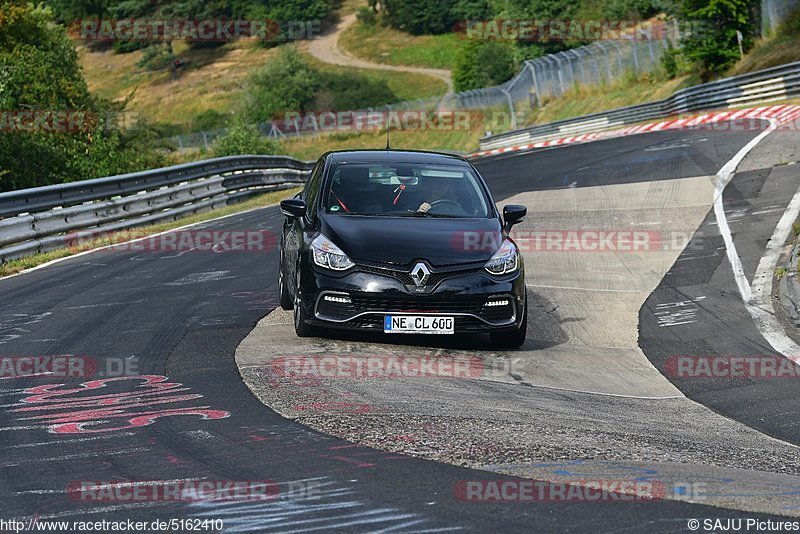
[316,297,357,320]
[349,294,487,314]
[316,293,516,326]
[480,301,516,323]
[356,263,484,287]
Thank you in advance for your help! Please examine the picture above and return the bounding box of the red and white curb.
[467,105,800,159]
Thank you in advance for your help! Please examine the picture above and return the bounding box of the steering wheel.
[425,199,469,216]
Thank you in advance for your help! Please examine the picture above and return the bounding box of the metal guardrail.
[0,155,313,262]
[480,61,800,151]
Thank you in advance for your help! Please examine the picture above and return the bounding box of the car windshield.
[323,162,491,218]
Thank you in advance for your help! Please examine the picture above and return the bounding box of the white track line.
[712,118,780,302]
[713,113,800,362]
[748,184,800,362]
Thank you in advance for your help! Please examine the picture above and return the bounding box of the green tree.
[245,46,318,121]
[453,40,516,91]
[677,0,756,80]
[382,0,458,34]
[0,0,165,191]
[212,121,279,157]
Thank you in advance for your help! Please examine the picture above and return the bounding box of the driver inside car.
[394,174,457,213]
[415,177,453,213]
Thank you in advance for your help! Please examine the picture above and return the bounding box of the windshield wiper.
[411,211,459,218]
[378,211,461,218]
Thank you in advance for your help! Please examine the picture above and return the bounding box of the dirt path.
[306,13,453,93]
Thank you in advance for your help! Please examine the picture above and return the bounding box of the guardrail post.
[553,56,567,94]
[500,89,516,129]
[528,62,541,104]
[613,42,624,75]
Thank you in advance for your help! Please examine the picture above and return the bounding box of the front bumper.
[299,260,526,333]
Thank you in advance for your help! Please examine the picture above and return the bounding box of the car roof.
[325,150,470,166]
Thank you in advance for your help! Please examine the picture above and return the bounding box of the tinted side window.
[303,158,325,220]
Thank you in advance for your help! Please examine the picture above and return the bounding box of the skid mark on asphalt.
[188,476,461,533]
[165,270,234,286]
[487,460,800,513]
[0,312,53,344]
[0,446,151,467]
[654,297,707,327]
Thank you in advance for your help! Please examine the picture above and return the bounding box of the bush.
[0,1,166,192]
[245,47,319,121]
[453,40,516,91]
[382,0,458,34]
[212,122,279,157]
[136,43,174,71]
[452,0,492,20]
[47,0,336,52]
[312,71,395,110]
[245,46,399,119]
[776,3,800,36]
[356,6,376,26]
[661,42,679,79]
[192,109,230,132]
[676,0,755,80]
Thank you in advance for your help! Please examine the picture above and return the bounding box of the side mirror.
[502,204,526,234]
[280,199,306,219]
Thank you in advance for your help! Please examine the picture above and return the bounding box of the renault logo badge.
[410,262,431,287]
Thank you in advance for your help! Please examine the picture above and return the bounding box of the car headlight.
[311,234,354,271]
[484,239,518,275]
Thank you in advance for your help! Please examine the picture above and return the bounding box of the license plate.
[384,315,454,334]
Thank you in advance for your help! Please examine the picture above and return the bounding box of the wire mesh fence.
[168,25,682,149]
[762,0,799,34]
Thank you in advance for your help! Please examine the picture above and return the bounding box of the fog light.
[324,295,351,303]
[485,299,510,307]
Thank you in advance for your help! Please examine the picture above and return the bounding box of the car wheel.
[293,267,316,337]
[278,249,293,310]
[490,296,527,349]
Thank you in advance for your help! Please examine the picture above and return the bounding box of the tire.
[490,297,527,349]
[278,249,293,310]
[293,267,317,337]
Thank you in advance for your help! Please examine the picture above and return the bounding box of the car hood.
[320,214,502,267]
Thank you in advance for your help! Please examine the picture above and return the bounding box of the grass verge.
[300,51,447,101]
[276,72,697,157]
[0,187,301,279]
[278,126,485,160]
[338,21,461,70]
[523,72,698,127]
[730,6,800,75]
[80,40,277,131]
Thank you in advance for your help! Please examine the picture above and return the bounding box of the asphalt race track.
[0,123,796,532]
[640,128,800,444]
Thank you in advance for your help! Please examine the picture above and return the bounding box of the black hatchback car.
[278,150,528,348]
